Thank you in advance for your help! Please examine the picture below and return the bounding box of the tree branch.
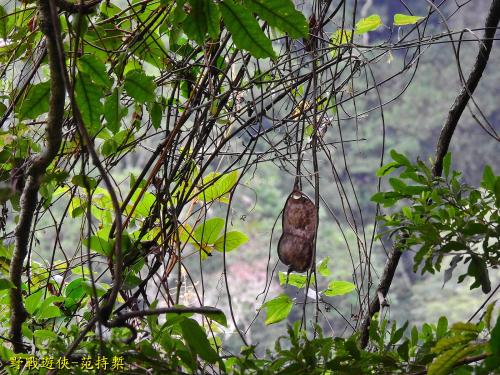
[432,0,500,176]
[8,0,66,353]
[358,0,500,349]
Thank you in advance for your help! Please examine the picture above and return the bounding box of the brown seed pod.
[277,189,317,273]
[282,190,317,242]
[277,233,312,273]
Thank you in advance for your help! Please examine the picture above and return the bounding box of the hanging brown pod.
[277,189,317,273]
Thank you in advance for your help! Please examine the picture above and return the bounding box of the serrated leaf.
[262,294,293,324]
[483,302,496,330]
[355,14,382,34]
[75,73,103,132]
[220,0,276,59]
[104,88,127,133]
[433,335,473,354]
[17,81,50,120]
[124,69,156,104]
[77,55,112,88]
[193,218,224,245]
[450,322,481,334]
[428,345,478,375]
[323,280,355,297]
[393,13,424,26]
[213,231,248,252]
[243,0,308,38]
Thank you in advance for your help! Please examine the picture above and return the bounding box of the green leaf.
[262,294,293,324]
[495,177,500,207]
[149,101,163,129]
[243,0,308,38]
[220,0,276,59]
[482,165,496,191]
[25,290,43,315]
[124,69,156,104]
[0,6,8,40]
[17,81,50,120]
[34,329,58,341]
[389,177,407,193]
[450,322,481,334]
[75,73,104,132]
[376,161,400,177]
[65,278,85,300]
[197,170,239,203]
[323,280,355,297]
[331,28,352,46]
[37,305,62,319]
[77,55,112,88]
[398,339,410,361]
[491,316,500,357]
[428,345,478,375]
[355,14,382,34]
[390,321,408,344]
[390,149,412,167]
[318,257,331,276]
[193,218,225,245]
[104,88,127,134]
[467,255,491,293]
[179,318,219,363]
[83,235,113,257]
[393,13,424,26]
[443,152,452,178]
[205,311,228,327]
[278,272,314,288]
[213,231,248,252]
[433,335,472,354]
[71,175,97,190]
[436,316,448,339]
[183,0,220,43]
[0,277,15,290]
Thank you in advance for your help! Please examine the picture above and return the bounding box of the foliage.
[374,152,499,294]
